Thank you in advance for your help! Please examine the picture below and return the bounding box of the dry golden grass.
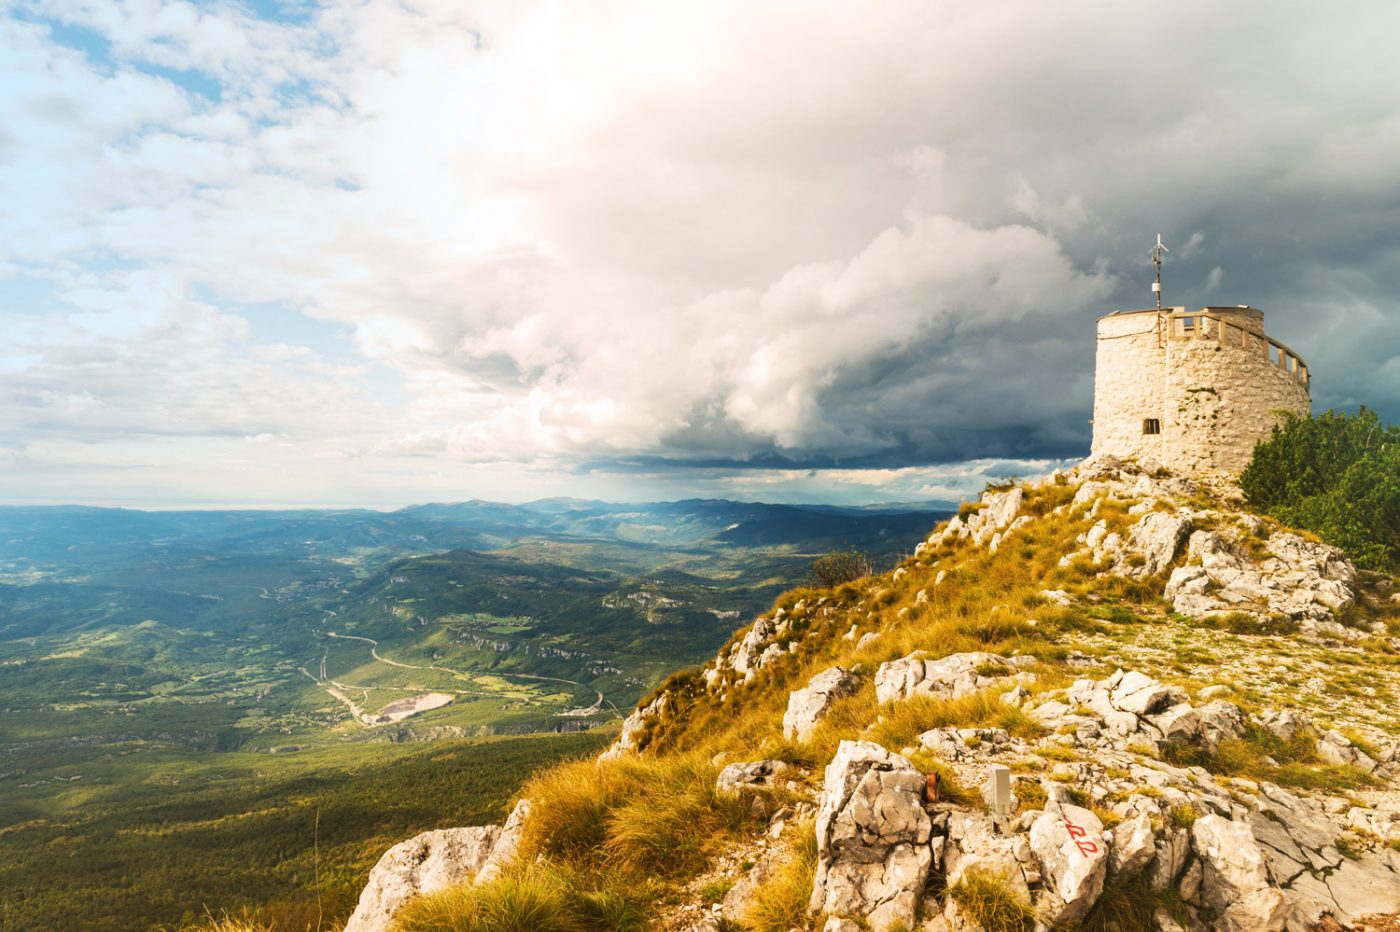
[635,481,1106,767]
[515,750,753,874]
[391,475,1392,928]
[390,863,650,932]
[187,915,277,932]
[866,689,1045,754]
[740,822,819,932]
[948,867,1035,932]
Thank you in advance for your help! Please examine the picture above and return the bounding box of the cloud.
[1,0,1399,506]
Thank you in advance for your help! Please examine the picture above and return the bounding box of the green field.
[0,730,611,931]
[0,500,941,929]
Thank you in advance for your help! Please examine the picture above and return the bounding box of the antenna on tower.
[1150,234,1169,309]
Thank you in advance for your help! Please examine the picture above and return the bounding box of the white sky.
[2,1,1398,507]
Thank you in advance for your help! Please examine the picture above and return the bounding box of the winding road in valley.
[310,631,618,723]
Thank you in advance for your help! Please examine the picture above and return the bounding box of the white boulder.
[783,666,863,743]
[874,652,1028,705]
[1028,803,1107,923]
[810,741,933,932]
[343,826,501,932]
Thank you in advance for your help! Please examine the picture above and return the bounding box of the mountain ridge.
[342,458,1400,932]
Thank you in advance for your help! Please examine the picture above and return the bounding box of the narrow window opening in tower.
[1181,316,1196,330]
[1143,419,1161,435]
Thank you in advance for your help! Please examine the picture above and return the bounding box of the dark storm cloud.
[3,1,1399,506]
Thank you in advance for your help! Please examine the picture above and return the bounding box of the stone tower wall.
[1090,308,1311,475]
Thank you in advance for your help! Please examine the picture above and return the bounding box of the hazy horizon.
[0,490,962,512]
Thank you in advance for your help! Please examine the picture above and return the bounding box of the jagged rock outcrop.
[343,826,502,932]
[600,693,667,761]
[1029,803,1108,923]
[802,661,1400,930]
[344,799,531,930]
[784,666,863,742]
[353,461,1400,932]
[1164,528,1357,628]
[1063,463,1364,641]
[1190,814,1288,931]
[810,741,932,931]
[1122,510,1194,576]
[716,759,790,795]
[915,486,1030,557]
[1031,668,1247,754]
[476,799,529,883]
[732,616,781,684]
[874,651,1034,704]
[1110,811,1155,877]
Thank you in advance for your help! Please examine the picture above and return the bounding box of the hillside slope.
[340,459,1400,932]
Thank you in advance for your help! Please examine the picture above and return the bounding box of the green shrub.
[808,549,874,588]
[1241,409,1400,570]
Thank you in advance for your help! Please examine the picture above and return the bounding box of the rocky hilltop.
[346,459,1400,931]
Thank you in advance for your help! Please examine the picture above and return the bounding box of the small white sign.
[988,764,1012,818]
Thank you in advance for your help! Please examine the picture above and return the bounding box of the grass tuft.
[186,911,277,932]
[866,689,1044,754]
[516,751,752,875]
[948,867,1035,932]
[1161,723,1378,792]
[391,863,649,932]
[1079,873,1164,932]
[741,823,819,932]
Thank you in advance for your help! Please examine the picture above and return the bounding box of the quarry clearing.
[369,692,454,724]
[307,631,615,726]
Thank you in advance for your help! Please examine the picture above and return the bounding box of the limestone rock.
[783,666,863,743]
[600,694,665,760]
[983,487,1025,533]
[1257,708,1310,743]
[716,760,790,795]
[1124,511,1193,576]
[343,826,501,932]
[875,651,1027,705]
[1110,670,1188,717]
[1317,849,1400,924]
[733,617,778,682]
[1191,815,1286,931]
[476,799,530,883]
[1110,813,1155,877]
[1149,828,1190,891]
[1316,729,1379,772]
[1145,702,1201,744]
[1029,803,1107,923]
[942,810,1036,896]
[1163,526,1358,629]
[1194,700,1246,750]
[811,741,933,932]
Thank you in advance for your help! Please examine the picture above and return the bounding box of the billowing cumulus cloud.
[1,0,1398,505]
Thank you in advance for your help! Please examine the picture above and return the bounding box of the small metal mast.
[1150,234,1169,309]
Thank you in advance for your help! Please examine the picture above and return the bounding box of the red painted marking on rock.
[1065,819,1099,856]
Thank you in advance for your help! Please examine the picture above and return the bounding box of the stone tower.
[1090,306,1311,475]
